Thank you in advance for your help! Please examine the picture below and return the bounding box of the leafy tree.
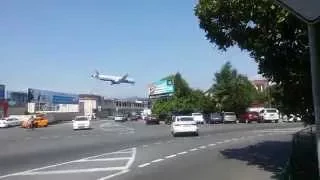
[194,0,313,117]
[152,73,215,118]
[208,62,257,115]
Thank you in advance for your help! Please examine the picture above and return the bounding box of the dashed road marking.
[208,143,216,147]
[165,154,177,159]
[216,141,223,144]
[231,138,239,141]
[142,145,148,148]
[199,146,207,149]
[189,148,198,152]
[138,163,151,168]
[151,159,164,163]
[177,151,188,155]
[154,142,161,145]
[224,139,231,143]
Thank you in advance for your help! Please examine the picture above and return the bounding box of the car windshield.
[179,117,194,121]
[211,113,221,117]
[75,117,88,121]
[266,109,277,113]
[224,112,235,116]
[192,113,202,116]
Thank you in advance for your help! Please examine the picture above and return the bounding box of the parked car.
[145,116,160,125]
[73,116,91,130]
[171,116,198,137]
[222,112,237,123]
[259,108,280,123]
[0,117,20,128]
[192,113,205,124]
[239,111,260,123]
[114,115,127,122]
[207,113,223,124]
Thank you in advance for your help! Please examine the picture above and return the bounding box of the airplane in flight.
[91,70,135,85]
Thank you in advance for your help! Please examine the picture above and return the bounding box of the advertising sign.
[0,85,5,100]
[28,88,79,104]
[148,79,174,98]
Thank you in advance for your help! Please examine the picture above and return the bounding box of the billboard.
[148,79,174,98]
[0,85,4,100]
[28,88,79,104]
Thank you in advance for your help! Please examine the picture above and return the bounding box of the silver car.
[222,112,237,123]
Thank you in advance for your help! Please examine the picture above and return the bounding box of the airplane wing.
[120,74,129,81]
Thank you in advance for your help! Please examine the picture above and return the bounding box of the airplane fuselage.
[94,74,135,85]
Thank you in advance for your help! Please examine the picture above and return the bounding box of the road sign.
[275,0,320,23]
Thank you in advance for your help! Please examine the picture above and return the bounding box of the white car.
[192,113,205,124]
[260,108,280,123]
[73,116,91,130]
[171,116,199,137]
[0,117,20,128]
[114,115,126,122]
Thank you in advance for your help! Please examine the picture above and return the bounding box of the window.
[224,112,235,116]
[179,117,194,121]
[266,109,277,113]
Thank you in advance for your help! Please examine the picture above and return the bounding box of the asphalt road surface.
[0,120,303,180]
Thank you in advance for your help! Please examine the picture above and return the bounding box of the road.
[0,120,303,180]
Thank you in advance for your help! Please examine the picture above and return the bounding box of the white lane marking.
[21,167,127,175]
[151,158,164,163]
[189,148,198,152]
[77,157,131,162]
[231,138,239,141]
[0,148,136,179]
[199,146,207,149]
[154,142,161,145]
[138,163,151,168]
[258,134,264,137]
[165,154,177,159]
[124,147,136,169]
[98,169,130,180]
[40,137,49,140]
[142,145,148,148]
[216,141,223,144]
[177,151,188,155]
[208,143,216,147]
[224,139,231,143]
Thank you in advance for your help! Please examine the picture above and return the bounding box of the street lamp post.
[308,22,320,174]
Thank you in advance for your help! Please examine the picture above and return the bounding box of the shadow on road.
[220,141,291,179]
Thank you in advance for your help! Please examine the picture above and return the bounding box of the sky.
[0,0,259,98]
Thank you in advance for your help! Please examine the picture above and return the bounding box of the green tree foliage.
[208,62,258,114]
[152,73,213,118]
[194,0,313,115]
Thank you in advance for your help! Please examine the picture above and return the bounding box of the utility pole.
[308,22,320,173]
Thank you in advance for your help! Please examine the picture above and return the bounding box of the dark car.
[145,116,160,125]
[207,113,223,124]
[239,111,260,123]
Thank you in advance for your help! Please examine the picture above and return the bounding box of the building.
[79,94,150,118]
[6,91,28,115]
[251,78,270,92]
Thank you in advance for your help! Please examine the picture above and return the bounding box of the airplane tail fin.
[92,70,99,78]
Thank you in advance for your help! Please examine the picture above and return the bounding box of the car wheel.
[194,132,199,136]
[275,120,279,123]
[245,119,249,124]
